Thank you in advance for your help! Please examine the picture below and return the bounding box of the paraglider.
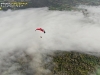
[35,28,46,33]
[35,28,46,38]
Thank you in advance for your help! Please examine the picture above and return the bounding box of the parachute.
[35,28,46,38]
[35,28,46,33]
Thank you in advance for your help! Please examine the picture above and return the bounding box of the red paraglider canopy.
[35,28,46,33]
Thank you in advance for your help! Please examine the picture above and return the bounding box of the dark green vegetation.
[0,0,100,11]
[2,50,100,75]
[52,51,100,75]
[19,51,99,75]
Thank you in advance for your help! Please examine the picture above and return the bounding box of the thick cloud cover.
[0,6,100,75]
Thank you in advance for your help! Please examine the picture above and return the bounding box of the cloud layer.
[0,6,100,75]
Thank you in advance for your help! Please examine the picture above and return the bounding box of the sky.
[0,6,100,75]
